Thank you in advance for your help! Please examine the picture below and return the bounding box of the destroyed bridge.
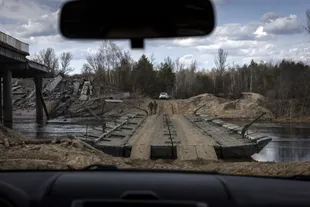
[0,32,51,128]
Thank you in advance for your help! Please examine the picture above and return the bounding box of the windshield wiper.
[81,164,119,171]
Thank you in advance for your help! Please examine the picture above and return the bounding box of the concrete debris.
[12,75,135,122]
[43,75,63,96]
[79,81,92,101]
[12,77,86,117]
[12,84,27,104]
[73,82,81,96]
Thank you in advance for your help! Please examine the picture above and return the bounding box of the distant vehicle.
[159,92,169,99]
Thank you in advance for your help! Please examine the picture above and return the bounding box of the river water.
[11,117,102,139]
[226,119,310,162]
[10,117,310,162]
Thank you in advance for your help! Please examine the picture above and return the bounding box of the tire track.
[128,113,162,160]
[129,100,217,160]
[171,115,218,160]
[163,114,176,159]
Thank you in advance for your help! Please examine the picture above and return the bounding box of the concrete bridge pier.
[0,31,50,129]
[1,73,46,128]
[0,77,2,123]
[34,76,43,124]
[3,70,12,128]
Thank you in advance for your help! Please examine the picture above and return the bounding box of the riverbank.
[1,124,310,176]
[182,92,310,124]
[3,151,310,177]
[273,117,310,124]
[223,116,310,124]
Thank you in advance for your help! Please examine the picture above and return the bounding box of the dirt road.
[129,100,218,160]
[128,100,165,159]
[128,113,162,160]
[171,115,218,160]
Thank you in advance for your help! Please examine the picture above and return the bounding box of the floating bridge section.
[184,114,272,159]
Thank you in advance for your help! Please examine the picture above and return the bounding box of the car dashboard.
[0,169,309,207]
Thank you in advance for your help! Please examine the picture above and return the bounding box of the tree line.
[32,41,310,102]
[32,41,310,118]
[31,48,74,75]
[79,41,310,100]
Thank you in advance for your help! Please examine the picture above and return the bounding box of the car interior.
[0,1,310,207]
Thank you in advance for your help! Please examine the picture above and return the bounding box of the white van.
[159,92,169,99]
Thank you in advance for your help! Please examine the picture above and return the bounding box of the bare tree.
[98,41,123,84]
[305,10,310,33]
[81,64,93,75]
[31,48,59,75]
[174,58,185,97]
[215,48,228,71]
[59,52,74,75]
[214,48,228,93]
[150,53,156,65]
[82,41,130,94]
[209,68,217,94]
[187,60,197,96]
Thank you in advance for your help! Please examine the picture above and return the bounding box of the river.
[226,119,310,162]
[11,117,102,138]
[10,117,310,162]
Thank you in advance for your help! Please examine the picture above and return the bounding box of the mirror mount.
[130,39,144,49]
[59,0,215,49]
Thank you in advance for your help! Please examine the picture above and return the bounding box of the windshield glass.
[1,0,310,177]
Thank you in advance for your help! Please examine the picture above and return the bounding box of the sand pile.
[180,92,274,120]
[0,125,128,170]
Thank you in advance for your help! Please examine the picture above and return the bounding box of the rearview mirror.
[60,0,215,49]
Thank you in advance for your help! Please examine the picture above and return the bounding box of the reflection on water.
[226,119,310,162]
[11,117,101,139]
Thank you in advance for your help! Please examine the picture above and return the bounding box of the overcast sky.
[0,0,310,74]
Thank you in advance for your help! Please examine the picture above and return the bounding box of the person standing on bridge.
[148,101,154,115]
[153,100,158,114]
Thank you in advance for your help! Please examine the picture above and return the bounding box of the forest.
[31,41,310,119]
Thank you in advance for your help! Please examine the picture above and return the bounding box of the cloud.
[173,38,209,46]
[260,12,281,23]
[0,0,308,72]
[179,54,195,65]
[170,11,305,67]
[195,39,271,54]
[26,35,64,46]
[214,23,275,41]
[54,46,99,60]
[263,14,303,35]
[0,0,52,22]
[15,10,59,38]
[278,43,310,62]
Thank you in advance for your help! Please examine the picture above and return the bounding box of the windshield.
[1,0,310,177]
